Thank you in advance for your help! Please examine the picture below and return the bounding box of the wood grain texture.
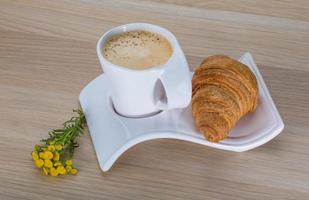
[0,0,309,199]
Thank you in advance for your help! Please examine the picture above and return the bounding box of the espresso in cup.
[103,30,172,70]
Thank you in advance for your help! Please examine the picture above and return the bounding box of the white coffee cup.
[97,23,192,117]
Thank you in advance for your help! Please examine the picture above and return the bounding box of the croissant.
[192,55,258,142]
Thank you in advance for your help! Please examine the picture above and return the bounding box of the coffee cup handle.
[155,50,192,110]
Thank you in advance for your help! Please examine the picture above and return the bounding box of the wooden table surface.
[1,0,309,199]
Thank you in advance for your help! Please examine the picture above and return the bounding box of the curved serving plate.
[79,52,284,172]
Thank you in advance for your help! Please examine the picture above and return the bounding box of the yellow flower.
[31,151,39,161]
[53,151,60,161]
[44,151,53,160]
[65,160,73,166]
[55,145,63,151]
[48,145,56,152]
[50,167,58,177]
[70,168,78,175]
[57,166,67,175]
[44,159,53,168]
[35,159,44,168]
[39,152,45,159]
[65,165,72,172]
[42,167,49,175]
[54,161,62,167]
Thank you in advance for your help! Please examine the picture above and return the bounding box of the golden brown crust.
[192,72,251,114]
[192,55,258,142]
[200,56,258,97]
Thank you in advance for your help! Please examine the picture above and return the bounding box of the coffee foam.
[103,30,172,70]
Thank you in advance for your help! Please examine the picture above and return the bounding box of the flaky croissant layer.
[192,55,258,142]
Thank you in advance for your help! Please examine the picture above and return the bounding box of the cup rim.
[97,22,179,73]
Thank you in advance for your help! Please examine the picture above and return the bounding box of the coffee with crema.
[103,30,172,70]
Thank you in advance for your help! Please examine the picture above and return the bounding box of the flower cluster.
[32,143,78,176]
[31,109,85,177]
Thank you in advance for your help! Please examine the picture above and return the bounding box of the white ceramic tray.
[79,52,284,172]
